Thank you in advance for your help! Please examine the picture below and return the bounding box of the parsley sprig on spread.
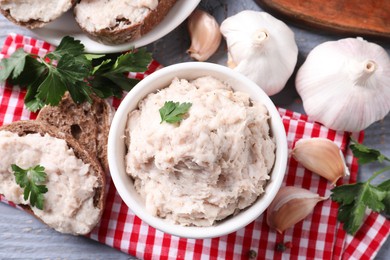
[159,101,192,124]
[331,139,390,235]
[11,164,48,210]
[0,36,152,112]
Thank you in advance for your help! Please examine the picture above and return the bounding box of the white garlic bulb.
[220,11,298,96]
[296,37,390,132]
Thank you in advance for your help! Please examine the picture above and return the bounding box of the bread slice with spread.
[0,0,75,29]
[0,120,106,235]
[37,93,113,173]
[74,0,177,44]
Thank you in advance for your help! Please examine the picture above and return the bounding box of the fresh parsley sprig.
[0,36,152,112]
[11,164,48,210]
[331,139,390,235]
[159,101,192,124]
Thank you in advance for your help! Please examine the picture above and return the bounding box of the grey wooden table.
[0,0,389,259]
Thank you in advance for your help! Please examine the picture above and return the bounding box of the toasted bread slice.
[74,0,177,44]
[0,120,105,235]
[37,93,113,173]
[0,0,75,29]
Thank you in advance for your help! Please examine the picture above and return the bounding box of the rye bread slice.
[74,0,177,44]
[37,93,113,173]
[0,0,76,29]
[0,120,106,235]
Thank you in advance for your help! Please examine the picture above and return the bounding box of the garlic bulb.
[296,37,390,132]
[220,11,298,96]
[187,9,221,61]
[291,138,349,185]
[266,186,327,233]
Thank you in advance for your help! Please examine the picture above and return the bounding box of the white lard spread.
[0,0,72,22]
[0,131,100,235]
[74,0,159,31]
[125,76,276,226]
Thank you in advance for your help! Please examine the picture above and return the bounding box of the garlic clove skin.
[296,37,390,132]
[266,186,327,233]
[291,138,349,185]
[187,9,222,62]
[220,11,298,96]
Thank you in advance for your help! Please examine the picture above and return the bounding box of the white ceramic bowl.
[108,62,288,239]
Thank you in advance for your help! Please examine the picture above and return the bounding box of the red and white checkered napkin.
[1,34,389,259]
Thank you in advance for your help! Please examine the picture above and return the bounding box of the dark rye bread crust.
[0,9,44,29]
[74,0,177,44]
[0,120,106,235]
[0,0,76,29]
[36,93,113,173]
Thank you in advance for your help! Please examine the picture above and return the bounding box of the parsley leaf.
[36,66,67,106]
[350,139,389,164]
[11,164,48,210]
[110,48,152,73]
[104,74,140,91]
[45,36,84,60]
[24,71,48,112]
[53,53,91,104]
[331,140,390,235]
[331,182,387,235]
[0,36,152,111]
[25,98,45,112]
[90,50,152,98]
[91,59,112,75]
[84,54,105,61]
[11,56,46,87]
[90,76,122,99]
[0,49,30,81]
[330,183,363,205]
[57,54,91,82]
[159,101,192,124]
[377,180,390,215]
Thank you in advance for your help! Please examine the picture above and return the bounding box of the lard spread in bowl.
[125,76,275,226]
[108,62,287,239]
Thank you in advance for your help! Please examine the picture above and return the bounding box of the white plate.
[31,0,201,53]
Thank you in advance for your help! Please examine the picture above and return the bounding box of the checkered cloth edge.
[0,33,388,260]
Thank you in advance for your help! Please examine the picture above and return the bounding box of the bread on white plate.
[74,0,177,44]
[0,0,76,29]
[0,120,106,235]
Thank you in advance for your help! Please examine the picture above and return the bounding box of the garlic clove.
[291,138,349,185]
[220,11,298,96]
[266,186,327,233]
[295,37,390,132]
[187,9,221,62]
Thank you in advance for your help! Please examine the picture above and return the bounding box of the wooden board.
[255,0,390,39]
